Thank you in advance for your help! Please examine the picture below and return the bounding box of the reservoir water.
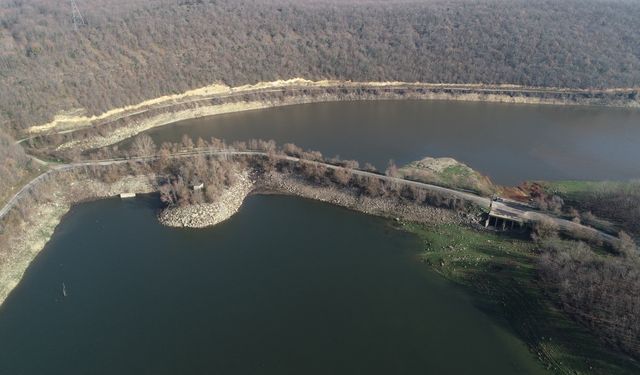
[0,195,545,374]
[138,100,640,184]
[5,100,637,373]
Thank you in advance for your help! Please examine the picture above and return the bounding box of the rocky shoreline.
[155,168,473,230]
[0,165,478,307]
[158,171,254,228]
[255,171,474,226]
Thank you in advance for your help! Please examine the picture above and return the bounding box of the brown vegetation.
[531,211,640,358]
[566,185,640,237]
[0,131,34,203]
[1,0,640,132]
[1,135,474,303]
[538,237,640,358]
[3,133,640,365]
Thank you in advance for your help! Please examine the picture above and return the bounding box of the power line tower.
[70,0,86,31]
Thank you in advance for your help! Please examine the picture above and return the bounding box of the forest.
[538,233,640,358]
[1,0,639,133]
[1,0,640,364]
[0,132,33,206]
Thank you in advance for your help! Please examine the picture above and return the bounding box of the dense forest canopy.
[0,0,639,132]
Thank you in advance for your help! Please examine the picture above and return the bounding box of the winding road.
[0,148,619,246]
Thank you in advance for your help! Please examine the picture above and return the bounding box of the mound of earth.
[399,157,495,195]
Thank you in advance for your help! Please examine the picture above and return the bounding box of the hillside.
[1,0,639,133]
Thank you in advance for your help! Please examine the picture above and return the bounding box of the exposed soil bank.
[23,79,639,152]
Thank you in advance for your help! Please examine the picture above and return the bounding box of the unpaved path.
[0,148,619,246]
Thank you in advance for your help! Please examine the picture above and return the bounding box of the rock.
[159,170,254,228]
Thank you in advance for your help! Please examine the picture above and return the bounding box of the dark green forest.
[0,0,639,132]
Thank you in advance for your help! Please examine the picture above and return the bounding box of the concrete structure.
[485,198,525,230]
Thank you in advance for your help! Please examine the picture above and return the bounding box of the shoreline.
[1,162,637,373]
[22,79,640,153]
[255,171,470,226]
[1,149,624,309]
[0,174,157,307]
[158,170,254,228]
[0,167,468,308]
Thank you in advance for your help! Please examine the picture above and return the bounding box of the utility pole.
[70,0,86,31]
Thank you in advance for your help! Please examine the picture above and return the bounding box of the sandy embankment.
[23,79,639,152]
[27,78,338,134]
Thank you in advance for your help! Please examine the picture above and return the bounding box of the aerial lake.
[0,195,545,374]
[4,99,639,374]
[137,100,640,185]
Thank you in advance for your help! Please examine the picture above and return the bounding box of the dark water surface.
[0,195,545,374]
[138,100,640,184]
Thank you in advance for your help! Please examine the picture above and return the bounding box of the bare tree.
[131,134,156,157]
[181,135,194,149]
[385,160,400,178]
[617,231,638,258]
[332,168,352,186]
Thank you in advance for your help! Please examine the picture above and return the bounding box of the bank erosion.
[20,79,640,156]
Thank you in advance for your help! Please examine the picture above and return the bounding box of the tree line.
[0,131,34,204]
[112,134,470,212]
[561,184,640,238]
[1,0,639,132]
[0,133,468,260]
[536,229,640,358]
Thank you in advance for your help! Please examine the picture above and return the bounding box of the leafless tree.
[385,160,400,178]
[131,134,156,157]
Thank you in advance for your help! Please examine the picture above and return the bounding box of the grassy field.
[544,180,640,199]
[542,180,640,238]
[400,222,640,375]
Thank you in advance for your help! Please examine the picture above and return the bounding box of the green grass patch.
[441,164,472,178]
[542,180,640,237]
[544,180,640,200]
[400,222,640,375]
